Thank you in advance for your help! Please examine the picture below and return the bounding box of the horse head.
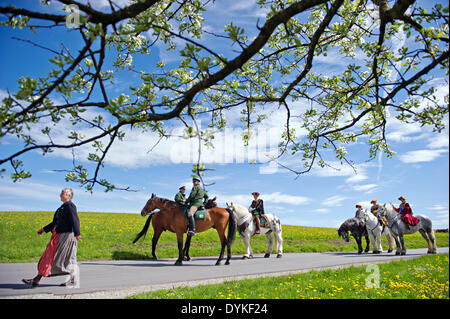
[141,193,158,216]
[337,223,350,242]
[359,209,369,223]
[377,203,388,218]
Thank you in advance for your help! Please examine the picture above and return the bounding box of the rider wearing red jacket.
[391,196,419,229]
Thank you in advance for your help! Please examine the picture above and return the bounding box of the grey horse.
[337,217,370,254]
[377,203,437,255]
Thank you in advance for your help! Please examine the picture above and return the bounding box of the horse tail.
[226,208,237,245]
[133,214,153,243]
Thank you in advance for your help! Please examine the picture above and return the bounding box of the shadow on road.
[323,251,423,258]
[0,283,59,290]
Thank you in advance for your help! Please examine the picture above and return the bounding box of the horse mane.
[154,196,179,208]
[340,217,362,231]
[231,203,251,220]
[380,203,396,219]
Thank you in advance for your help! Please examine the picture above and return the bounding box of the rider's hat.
[251,192,260,197]
[370,200,377,204]
[179,186,186,190]
[355,204,362,208]
[192,177,200,183]
[398,196,406,201]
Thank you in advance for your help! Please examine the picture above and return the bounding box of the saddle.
[257,214,269,227]
[183,206,206,221]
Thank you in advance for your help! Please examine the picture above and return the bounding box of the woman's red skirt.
[37,227,60,277]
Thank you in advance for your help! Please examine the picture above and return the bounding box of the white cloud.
[352,183,378,192]
[214,191,310,207]
[0,180,149,213]
[427,133,449,149]
[386,121,425,143]
[263,192,310,206]
[428,204,448,211]
[312,208,330,214]
[322,195,348,207]
[399,149,448,163]
[346,172,369,184]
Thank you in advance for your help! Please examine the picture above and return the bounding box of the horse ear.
[226,202,229,207]
[212,196,217,201]
[151,193,155,199]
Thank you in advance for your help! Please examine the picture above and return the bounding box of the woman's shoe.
[22,278,39,288]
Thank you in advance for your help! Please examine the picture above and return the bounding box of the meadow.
[130,254,449,299]
[0,211,448,263]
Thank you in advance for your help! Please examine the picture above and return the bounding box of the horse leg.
[241,232,252,259]
[264,232,272,258]
[183,234,192,261]
[428,229,437,254]
[393,235,402,255]
[385,231,394,253]
[174,232,184,266]
[225,233,232,266]
[274,221,283,258]
[377,234,383,253]
[368,232,377,253]
[151,228,163,260]
[215,227,227,266]
[376,230,383,253]
[364,235,370,253]
[354,236,362,254]
[399,234,406,255]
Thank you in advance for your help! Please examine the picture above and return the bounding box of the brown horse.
[133,194,236,266]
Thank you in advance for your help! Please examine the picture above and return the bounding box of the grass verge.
[129,254,449,299]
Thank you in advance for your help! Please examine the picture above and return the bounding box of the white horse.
[377,203,437,255]
[226,203,283,259]
[360,209,395,254]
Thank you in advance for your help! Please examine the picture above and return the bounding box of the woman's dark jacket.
[43,201,80,236]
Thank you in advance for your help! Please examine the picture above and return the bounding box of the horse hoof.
[276,254,282,258]
[183,256,191,261]
[242,256,249,260]
[151,257,158,261]
[387,250,393,253]
[174,261,183,266]
[225,260,230,265]
[395,251,400,255]
[215,262,222,266]
[264,253,270,258]
[401,252,406,255]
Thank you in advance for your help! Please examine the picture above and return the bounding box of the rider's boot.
[254,215,261,235]
[187,215,196,236]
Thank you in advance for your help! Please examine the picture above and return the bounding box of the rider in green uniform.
[185,178,208,236]
[174,186,187,205]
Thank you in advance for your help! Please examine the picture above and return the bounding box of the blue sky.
[0,0,448,229]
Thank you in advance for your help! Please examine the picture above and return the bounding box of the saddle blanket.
[184,207,206,221]
[259,214,269,227]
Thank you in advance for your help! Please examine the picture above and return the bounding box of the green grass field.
[130,254,449,299]
[0,211,448,263]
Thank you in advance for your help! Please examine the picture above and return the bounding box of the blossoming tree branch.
[0,0,448,191]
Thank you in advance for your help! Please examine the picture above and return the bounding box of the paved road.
[1,247,448,298]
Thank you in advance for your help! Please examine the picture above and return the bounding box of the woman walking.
[22,188,81,288]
